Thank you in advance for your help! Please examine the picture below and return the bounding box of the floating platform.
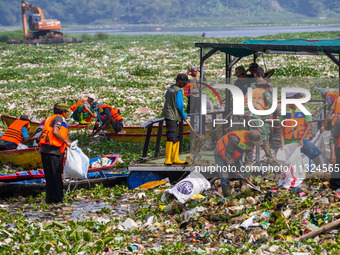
[127,151,215,188]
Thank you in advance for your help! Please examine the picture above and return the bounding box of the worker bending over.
[1,115,38,150]
[89,102,123,136]
[215,130,263,197]
[71,94,96,125]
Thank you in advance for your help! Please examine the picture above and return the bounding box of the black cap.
[20,115,30,121]
[247,63,259,72]
[91,101,99,109]
[176,73,190,83]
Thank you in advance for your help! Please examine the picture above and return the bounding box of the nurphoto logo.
[201,85,312,128]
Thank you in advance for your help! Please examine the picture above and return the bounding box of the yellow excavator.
[8,1,81,44]
[21,0,63,39]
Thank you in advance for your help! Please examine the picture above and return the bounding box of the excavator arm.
[21,1,61,40]
[21,1,45,19]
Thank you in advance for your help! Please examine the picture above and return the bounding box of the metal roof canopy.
[194,39,340,134]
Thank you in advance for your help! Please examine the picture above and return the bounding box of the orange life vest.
[332,97,340,126]
[98,105,123,122]
[284,108,312,140]
[70,99,87,112]
[184,74,200,97]
[244,88,267,111]
[39,114,68,153]
[326,92,339,105]
[216,130,248,162]
[1,119,29,145]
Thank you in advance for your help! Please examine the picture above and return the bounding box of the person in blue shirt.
[162,73,189,165]
[1,115,38,150]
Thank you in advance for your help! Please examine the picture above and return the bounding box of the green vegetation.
[0,29,22,42]
[0,0,340,26]
[0,31,338,169]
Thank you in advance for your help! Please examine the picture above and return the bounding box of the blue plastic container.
[127,171,160,189]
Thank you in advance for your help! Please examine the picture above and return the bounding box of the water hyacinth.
[0,32,340,253]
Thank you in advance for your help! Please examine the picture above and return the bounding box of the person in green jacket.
[71,95,96,124]
[162,73,189,166]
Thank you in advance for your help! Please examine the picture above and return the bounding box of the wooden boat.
[102,131,191,143]
[0,147,42,170]
[1,115,190,135]
[0,154,126,197]
[105,123,190,134]
[1,115,89,134]
[0,171,127,198]
[0,153,119,182]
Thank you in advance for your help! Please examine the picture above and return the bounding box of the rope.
[95,108,108,141]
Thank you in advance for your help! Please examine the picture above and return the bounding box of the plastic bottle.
[127,244,144,252]
[302,210,310,220]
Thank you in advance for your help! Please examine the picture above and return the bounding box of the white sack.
[32,125,44,147]
[276,143,307,189]
[310,131,331,166]
[63,140,89,179]
[161,170,211,204]
[17,143,29,150]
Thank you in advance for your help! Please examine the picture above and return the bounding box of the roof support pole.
[253,53,262,63]
[230,57,242,69]
[324,51,340,67]
[225,53,232,121]
[324,51,340,93]
[199,47,204,135]
[201,48,218,62]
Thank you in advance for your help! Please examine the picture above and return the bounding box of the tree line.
[0,0,339,26]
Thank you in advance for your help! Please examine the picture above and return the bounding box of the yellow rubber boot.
[172,142,187,164]
[164,141,173,166]
[77,113,88,125]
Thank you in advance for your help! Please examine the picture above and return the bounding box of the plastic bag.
[17,143,29,150]
[63,140,89,179]
[161,171,211,203]
[276,143,307,189]
[32,125,44,147]
[310,131,331,166]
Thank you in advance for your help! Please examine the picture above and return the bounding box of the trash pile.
[1,172,340,254]
[117,172,340,254]
[90,157,112,168]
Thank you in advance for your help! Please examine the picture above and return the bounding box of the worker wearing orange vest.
[89,102,123,137]
[321,94,340,133]
[184,66,206,114]
[39,103,72,204]
[215,130,263,197]
[1,115,38,150]
[321,90,339,110]
[71,94,96,124]
[280,92,321,160]
[329,117,340,190]
[244,79,275,164]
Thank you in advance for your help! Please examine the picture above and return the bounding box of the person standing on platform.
[162,73,189,166]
